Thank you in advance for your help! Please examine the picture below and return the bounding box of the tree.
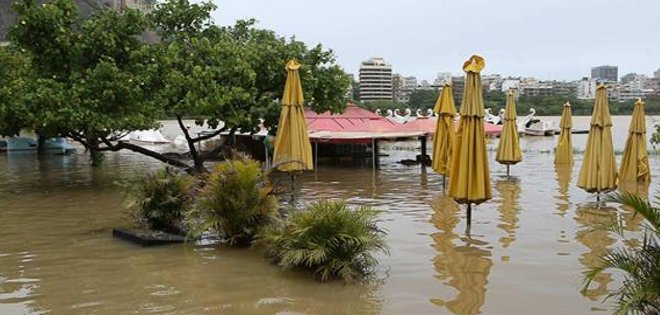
[8,0,162,165]
[6,0,350,173]
[483,89,506,111]
[408,89,439,109]
[358,100,408,113]
[134,0,349,173]
[0,45,33,136]
[351,79,360,101]
[651,122,660,150]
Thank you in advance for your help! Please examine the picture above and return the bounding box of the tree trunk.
[88,136,104,167]
[176,116,206,174]
[36,132,46,155]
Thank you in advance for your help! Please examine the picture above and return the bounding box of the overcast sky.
[209,0,660,81]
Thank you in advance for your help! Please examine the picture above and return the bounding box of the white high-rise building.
[359,58,393,101]
[434,72,452,86]
[577,77,597,100]
[501,79,521,92]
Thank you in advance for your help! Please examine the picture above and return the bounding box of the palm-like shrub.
[257,200,388,283]
[189,157,278,246]
[583,192,660,315]
[651,124,660,150]
[126,167,194,234]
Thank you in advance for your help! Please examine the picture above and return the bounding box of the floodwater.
[0,116,658,315]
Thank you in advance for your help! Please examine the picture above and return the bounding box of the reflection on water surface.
[0,116,658,314]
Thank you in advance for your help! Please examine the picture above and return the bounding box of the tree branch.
[67,131,89,148]
[176,115,204,172]
[200,126,238,160]
[98,137,192,170]
[190,126,227,143]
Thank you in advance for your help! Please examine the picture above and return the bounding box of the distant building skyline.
[214,0,660,82]
[355,59,658,103]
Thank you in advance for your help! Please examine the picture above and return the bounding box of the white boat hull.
[524,129,554,136]
[129,130,170,144]
[524,119,558,137]
[6,136,75,153]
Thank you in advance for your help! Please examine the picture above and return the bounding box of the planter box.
[112,228,185,247]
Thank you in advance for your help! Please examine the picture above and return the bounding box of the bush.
[189,157,278,246]
[126,167,194,234]
[257,200,388,283]
[583,192,660,314]
[651,124,660,150]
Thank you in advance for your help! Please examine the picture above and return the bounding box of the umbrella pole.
[507,165,510,177]
[442,175,446,191]
[466,203,472,232]
[372,138,376,173]
[290,173,295,205]
[314,141,318,172]
[264,142,269,169]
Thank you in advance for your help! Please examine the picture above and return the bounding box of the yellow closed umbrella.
[448,55,492,228]
[619,99,651,186]
[577,84,617,201]
[432,82,457,186]
[554,102,573,165]
[495,89,522,176]
[273,60,314,173]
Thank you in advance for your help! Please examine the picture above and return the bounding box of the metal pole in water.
[372,138,376,173]
[264,140,269,169]
[290,173,295,205]
[314,141,318,172]
[466,203,472,234]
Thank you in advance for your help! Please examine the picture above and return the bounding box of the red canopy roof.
[306,105,397,133]
[305,105,501,143]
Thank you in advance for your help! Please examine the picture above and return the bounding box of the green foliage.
[257,200,388,283]
[126,167,195,234]
[8,0,160,163]
[351,79,360,101]
[483,90,506,111]
[652,125,660,150]
[214,17,351,131]
[189,157,278,246]
[140,0,350,169]
[583,192,660,314]
[5,0,349,171]
[0,45,33,136]
[408,89,439,110]
[145,0,350,132]
[358,100,408,113]
[483,92,660,116]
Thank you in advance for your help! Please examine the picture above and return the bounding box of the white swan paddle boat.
[5,136,75,154]
[129,130,171,144]
[522,109,558,136]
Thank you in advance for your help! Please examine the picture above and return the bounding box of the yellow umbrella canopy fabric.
[619,99,651,184]
[495,90,522,165]
[432,83,457,176]
[577,85,618,193]
[448,55,492,205]
[554,102,573,165]
[272,60,314,172]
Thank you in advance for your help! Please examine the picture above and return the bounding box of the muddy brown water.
[1,116,658,314]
